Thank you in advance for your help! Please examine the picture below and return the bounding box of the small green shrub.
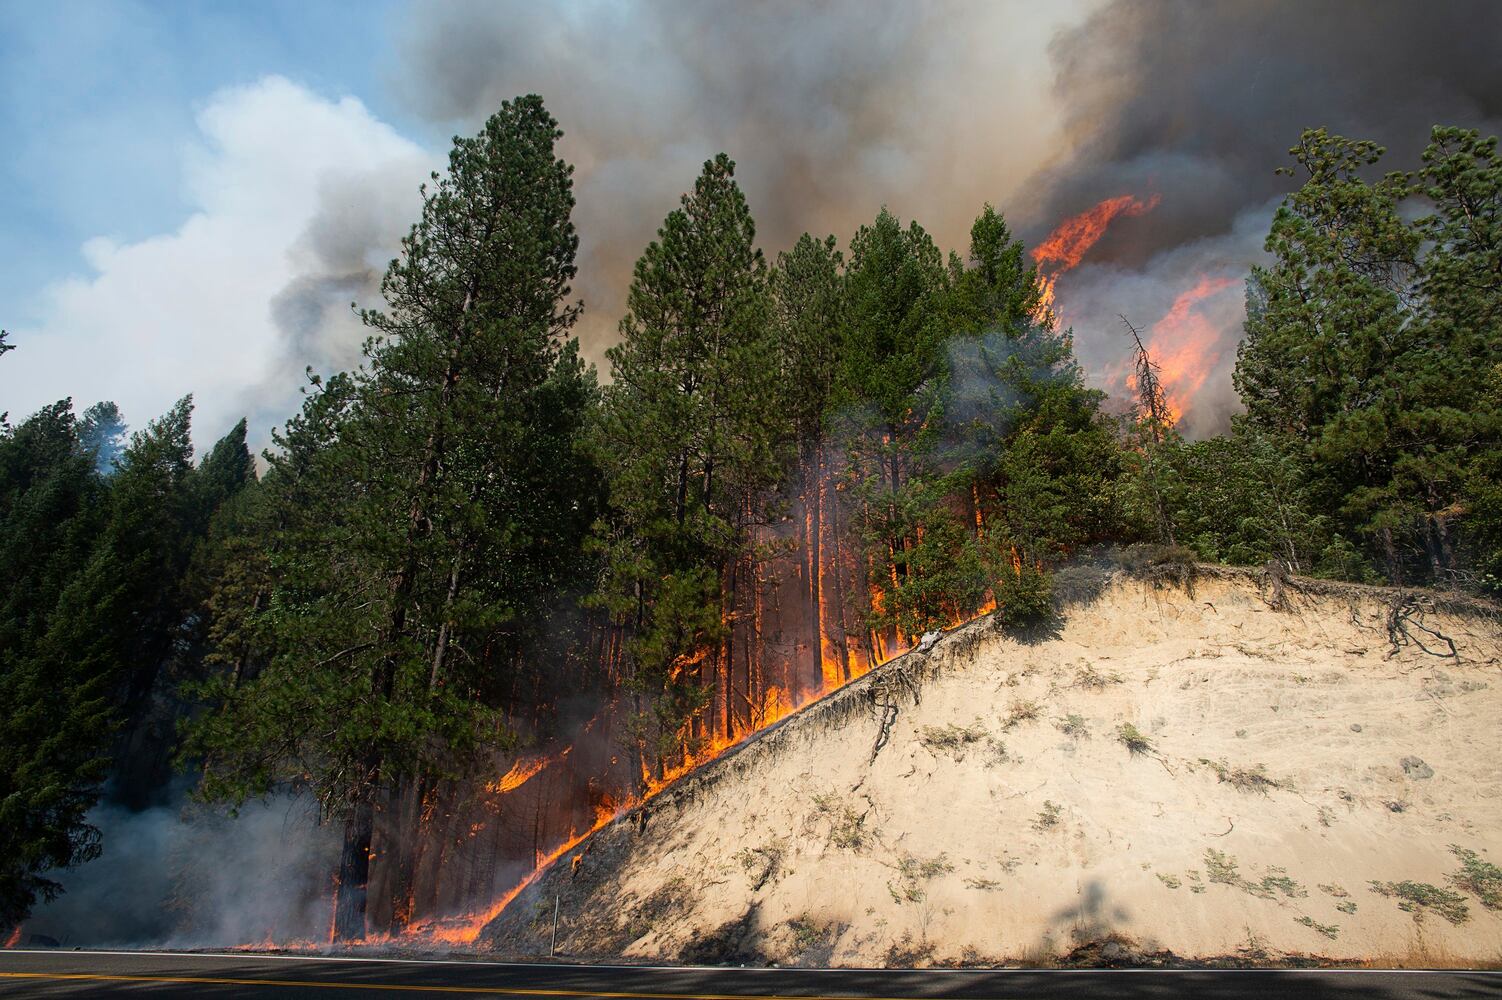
[1004,699,1041,729]
[1204,849,1306,899]
[1117,722,1154,755]
[811,793,868,851]
[1198,758,1280,794]
[889,852,954,904]
[1056,713,1089,738]
[918,723,986,758]
[996,565,1053,629]
[1448,845,1502,910]
[1076,664,1121,690]
[1032,800,1063,831]
[1368,880,1470,925]
[1295,915,1339,940]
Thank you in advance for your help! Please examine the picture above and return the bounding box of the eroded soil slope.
[481,569,1502,966]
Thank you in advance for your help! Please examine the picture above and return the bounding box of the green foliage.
[0,400,109,928]
[1368,879,1470,925]
[1294,915,1339,940]
[589,153,785,781]
[182,96,599,938]
[0,391,250,928]
[1116,723,1154,755]
[1448,845,1502,911]
[1152,422,1370,578]
[1234,125,1502,587]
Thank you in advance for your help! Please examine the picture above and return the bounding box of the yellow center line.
[0,971,997,1000]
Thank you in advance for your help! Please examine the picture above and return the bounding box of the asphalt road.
[1,950,1499,999]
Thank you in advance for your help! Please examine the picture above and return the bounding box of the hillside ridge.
[477,564,1502,967]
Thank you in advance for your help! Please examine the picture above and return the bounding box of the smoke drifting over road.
[21,791,337,948]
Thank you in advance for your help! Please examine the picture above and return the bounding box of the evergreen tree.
[0,401,108,930]
[185,96,598,939]
[78,401,127,474]
[953,203,1045,336]
[590,153,783,783]
[1236,126,1502,584]
[773,233,847,443]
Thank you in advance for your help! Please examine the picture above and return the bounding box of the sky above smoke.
[2,0,1499,450]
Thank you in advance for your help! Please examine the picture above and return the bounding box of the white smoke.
[21,791,339,948]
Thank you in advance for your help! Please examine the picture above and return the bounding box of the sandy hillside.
[479,566,1502,967]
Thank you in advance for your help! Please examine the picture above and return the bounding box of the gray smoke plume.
[1025,0,1502,430]
[389,0,1075,361]
[21,790,339,948]
[244,157,432,443]
[265,2,1502,432]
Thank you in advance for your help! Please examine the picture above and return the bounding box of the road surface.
[1,949,1499,998]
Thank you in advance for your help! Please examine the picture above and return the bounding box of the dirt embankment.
[479,567,1502,968]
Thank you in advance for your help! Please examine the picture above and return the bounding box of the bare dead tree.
[1122,316,1177,545]
[1122,315,1173,445]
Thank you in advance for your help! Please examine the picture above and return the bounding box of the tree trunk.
[333,796,376,941]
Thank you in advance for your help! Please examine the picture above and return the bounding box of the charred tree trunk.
[334,795,376,941]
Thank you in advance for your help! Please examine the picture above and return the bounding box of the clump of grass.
[1204,848,1240,886]
[1198,758,1281,794]
[735,839,788,891]
[1318,883,1350,898]
[786,915,826,954]
[1156,873,1182,889]
[1368,880,1470,926]
[1056,713,1089,739]
[1032,800,1063,831]
[965,877,1002,891]
[918,723,986,759]
[1259,870,1307,899]
[1116,722,1154,755]
[1448,845,1502,911]
[1295,915,1339,940]
[889,852,954,904]
[1004,699,1042,730]
[811,793,868,851]
[1204,849,1307,899]
[1076,664,1121,690]
[1336,900,1358,914]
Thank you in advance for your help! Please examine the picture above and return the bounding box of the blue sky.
[0,0,406,325]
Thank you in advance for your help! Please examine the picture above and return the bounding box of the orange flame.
[487,750,567,796]
[1140,274,1237,423]
[1031,193,1161,318]
[4,925,21,949]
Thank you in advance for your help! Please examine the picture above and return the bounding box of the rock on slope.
[480,567,1502,966]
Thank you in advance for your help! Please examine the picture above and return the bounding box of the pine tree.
[590,153,783,784]
[185,96,597,939]
[0,401,108,931]
[1236,126,1502,584]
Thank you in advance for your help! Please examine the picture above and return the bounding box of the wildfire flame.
[487,750,566,796]
[1031,193,1161,319]
[1134,274,1237,424]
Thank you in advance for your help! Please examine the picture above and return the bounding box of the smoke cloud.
[1029,0,1502,429]
[380,0,1502,430]
[391,0,1083,360]
[21,789,338,948]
